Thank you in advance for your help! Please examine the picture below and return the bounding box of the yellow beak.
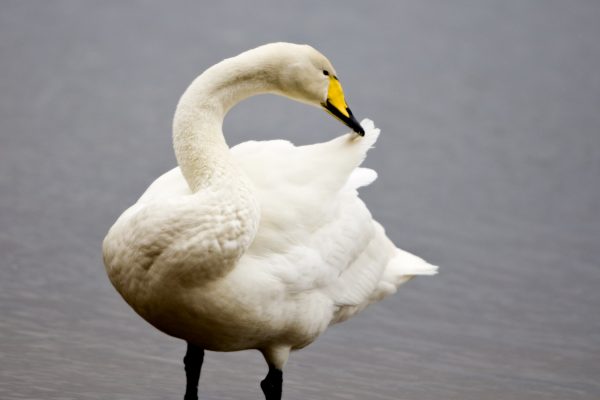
[322,76,364,136]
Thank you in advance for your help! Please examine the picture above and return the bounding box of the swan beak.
[322,76,365,136]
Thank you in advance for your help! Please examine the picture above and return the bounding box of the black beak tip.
[354,123,365,136]
[323,101,365,136]
[347,109,365,136]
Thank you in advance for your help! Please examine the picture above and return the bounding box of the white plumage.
[102,42,437,399]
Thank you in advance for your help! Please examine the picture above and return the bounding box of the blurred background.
[1,1,599,399]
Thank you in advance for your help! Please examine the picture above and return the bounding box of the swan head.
[253,43,365,136]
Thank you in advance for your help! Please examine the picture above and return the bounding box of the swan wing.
[231,119,437,324]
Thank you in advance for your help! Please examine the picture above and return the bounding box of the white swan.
[102,42,437,400]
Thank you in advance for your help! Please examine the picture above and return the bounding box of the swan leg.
[183,342,204,400]
[260,346,289,400]
[260,364,283,400]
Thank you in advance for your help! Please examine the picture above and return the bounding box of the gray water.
[1,1,599,399]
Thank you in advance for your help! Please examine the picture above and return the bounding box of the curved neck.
[172,52,280,192]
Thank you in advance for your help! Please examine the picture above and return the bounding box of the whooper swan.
[102,42,437,400]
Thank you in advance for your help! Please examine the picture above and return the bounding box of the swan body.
[103,43,437,399]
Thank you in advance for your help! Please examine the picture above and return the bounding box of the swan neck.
[172,54,278,192]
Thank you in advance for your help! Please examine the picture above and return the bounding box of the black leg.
[183,342,204,400]
[260,364,283,400]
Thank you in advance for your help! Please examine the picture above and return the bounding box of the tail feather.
[387,249,439,278]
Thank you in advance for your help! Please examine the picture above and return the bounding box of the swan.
[102,42,437,400]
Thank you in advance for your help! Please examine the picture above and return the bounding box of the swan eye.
[322,70,329,76]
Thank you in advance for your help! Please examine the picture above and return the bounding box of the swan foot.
[183,342,205,400]
[260,364,283,400]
